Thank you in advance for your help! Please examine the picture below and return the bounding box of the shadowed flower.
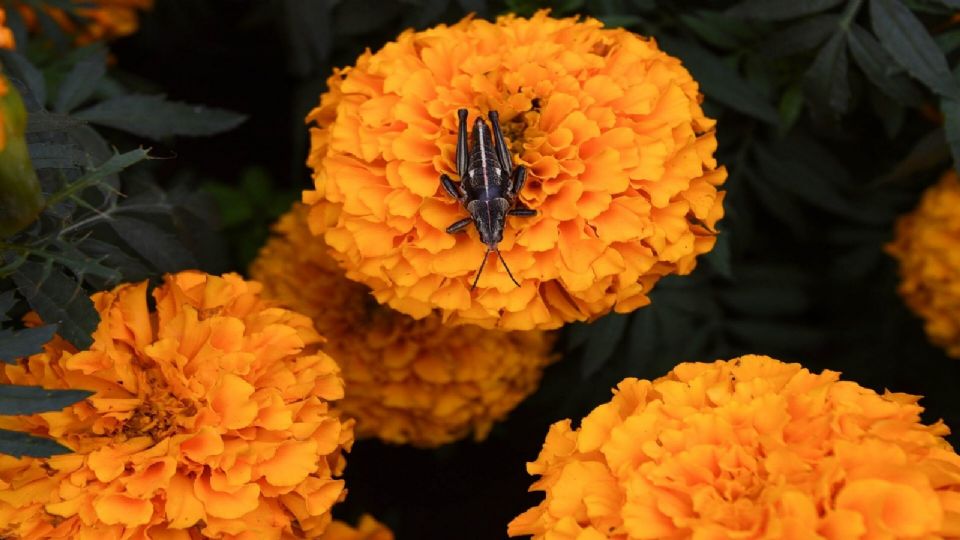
[888,170,960,358]
[319,514,394,540]
[15,0,152,45]
[250,204,556,447]
[0,271,354,539]
[304,10,726,331]
[509,355,960,539]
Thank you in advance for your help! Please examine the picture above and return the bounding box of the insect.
[440,108,537,290]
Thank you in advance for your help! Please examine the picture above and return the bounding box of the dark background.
[97,1,960,537]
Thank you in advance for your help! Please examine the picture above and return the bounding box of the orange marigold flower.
[509,354,960,539]
[0,271,354,539]
[0,9,14,49]
[250,204,557,447]
[15,0,152,45]
[303,10,726,331]
[888,170,960,358]
[319,514,394,540]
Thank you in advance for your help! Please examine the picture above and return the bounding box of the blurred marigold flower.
[0,271,354,539]
[0,72,43,238]
[250,204,557,447]
[509,354,960,539]
[0,9,14,49]
[15,0,152,45]
[304,10,726,331]
[888,170,960,359]
[319,514,394,540]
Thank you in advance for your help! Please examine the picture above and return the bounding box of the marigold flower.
[303,10,726,331]
[509,354,960,539]
[888,170,960,358]
[0,9,14,49]
[319,514,394,540]
[250,204,556,447]
[0,271,354,539]
[15,0,152,45]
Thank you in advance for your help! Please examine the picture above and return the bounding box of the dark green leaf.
[76,238,151,283]
[27,142,87,170]
[0,51,47,107]
[870,0,960,98]
[73,95,247,141]
[872,127,949,185]
[679,12,752,50]
[0,429,72,458]
[0,326,57,364]
[53,46,107,113]
[727,0,845,20]
[778,84,805,133]
[760,14,839,58]
[848,24,923,105]
[935,28,960,55]
[598,14,644,28]
[580,313,629,378]
[805,32,851,113]
[942,98,960,174]
[705,230,733,279]
[0,291,15,323]
[110,216,197,273]
[658,37,779,124]
[12,261,97,350]
[204,184,253,228]
[0,385,92,414]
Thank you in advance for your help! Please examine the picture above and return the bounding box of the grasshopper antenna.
[495,248,521,288]
[471,248,491,291]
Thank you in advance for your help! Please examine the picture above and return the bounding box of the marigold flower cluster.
[319,514,394,540]
[304,10,726,331]
[15,0,152,45]
[509,355,960,539]
[251,205,556,447]
[0,272,354,539]
[888,170,960,358]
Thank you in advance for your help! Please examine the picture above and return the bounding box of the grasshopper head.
[467,198,509,249]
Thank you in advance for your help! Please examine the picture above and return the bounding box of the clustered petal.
[15,0,152,44]
[0,271,354,539]
[304,10,726,331]
[888,169,960,358]
[251,205,556,447]
[319,514,394,540]
[509,354,960,539]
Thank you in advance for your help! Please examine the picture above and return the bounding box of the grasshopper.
[440,109,537,290]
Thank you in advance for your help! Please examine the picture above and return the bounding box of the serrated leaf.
[44,149,149,209]
[579,313,629,378]
[75,237,151,283]
[727,0,845,20]
[658,36,779,124]
[12,261,97,350]
[0,385,92,414]
[942,98,960,175]
[110,216,197,273]
[805,31,850,113]
[73,95,246,141]
[54,46,107,113]
[27,141,87,170]
[0,429,72,457]
[760,14,839,58]
[848,24,923,105]
[935,28,960,55]
[0,51,46,107]
[0,325,57,364]
[870,0,960,98]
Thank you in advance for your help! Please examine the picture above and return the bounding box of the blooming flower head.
[888,170,960,358]
[319,514,394,540]
[304,10,726,331]
[15,0,153,45]
[250,204,557,447]
[0,271,354,539]
[509,354,960,539]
